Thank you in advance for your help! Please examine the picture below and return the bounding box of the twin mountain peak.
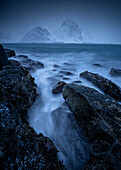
[22,19,90,43]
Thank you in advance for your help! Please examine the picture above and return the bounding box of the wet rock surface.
[0,48,64,169]
[52,81,67,94]
[110,68,121,76]
[62,84,121,169]
[0,44,9,69]
[5,48,16,57]
[12,55,44,72]
[80,71,121,101]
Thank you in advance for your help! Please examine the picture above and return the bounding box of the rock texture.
[0,44,9,69]
[52,81,67,94]
[62,84,121,169]
[0,48,64,169]
[12,55,44,72]
[5,48,16,57]
[80,71,121,101]
[110,68,121,76]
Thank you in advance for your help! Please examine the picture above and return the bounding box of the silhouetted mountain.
[51,19,82,43]
[21,27,51,43]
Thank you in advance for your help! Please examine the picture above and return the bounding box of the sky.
[0,0,121,43]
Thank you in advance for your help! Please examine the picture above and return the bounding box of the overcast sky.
[0,0,121,43]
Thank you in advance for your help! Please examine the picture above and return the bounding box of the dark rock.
[0,44,9,69]
[52,81,67,94]
[80,71,121,101]
[92,63,102,67]
[63,77,70,80]
[53,64,61,68]
[52,69,57,71]
[72,80,82,84]
[11,54,44,72]
[0,60,64,169]
[5,48,16,57]
[17,55,29,60]
[20,58,44,72]
[62,84,121,169]
[110,68,121,76]
[63,62,72,66]
[59,70,74,76]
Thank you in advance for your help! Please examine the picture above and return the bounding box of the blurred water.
[3,43,121,169]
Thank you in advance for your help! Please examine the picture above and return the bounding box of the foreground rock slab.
[80,71,121,101]
[62,84,121,169]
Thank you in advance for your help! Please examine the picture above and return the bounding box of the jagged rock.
[80,71,121,101]
[0,60,64,169]
[110,68,121,76]
[0,44,9,69]
[62,84,121,169]
[5,48,16,57]
[52,81,67,94]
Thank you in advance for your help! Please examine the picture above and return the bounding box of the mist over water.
[3,43,121,169]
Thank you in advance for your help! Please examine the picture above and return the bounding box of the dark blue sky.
[0,0,121,43]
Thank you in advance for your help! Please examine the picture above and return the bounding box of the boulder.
[0,60,64,169]
[52,81,67,94]
[62,84,121,169]
[0,44,9,69]
[80,71,121,101]
[110,68,121,76]
[5,48,16,57]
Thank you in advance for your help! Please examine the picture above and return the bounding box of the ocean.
[3,43,121,169]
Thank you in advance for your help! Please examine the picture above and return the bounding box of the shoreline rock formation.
[0,44,64,169]
[80,71,121,101]
[62,84,121,169]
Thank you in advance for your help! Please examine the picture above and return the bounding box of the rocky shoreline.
[1,44,121,169]
[0,44,64,169]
